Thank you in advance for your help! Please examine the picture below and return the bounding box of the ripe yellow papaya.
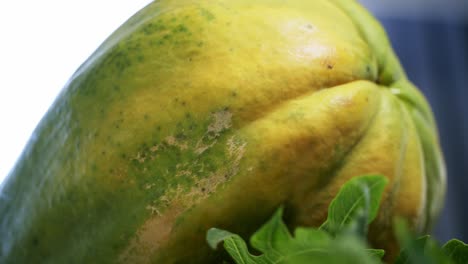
[0,0,446,263]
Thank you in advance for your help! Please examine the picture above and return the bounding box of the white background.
[0,0,466,184]
[0,1,152,184]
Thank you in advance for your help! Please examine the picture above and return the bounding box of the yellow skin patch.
[0,0,445,263]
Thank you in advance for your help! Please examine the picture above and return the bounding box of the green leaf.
[366,249,385,259]
[320,175,388,237]
[207,228,268,263]
[207,207,381,264]
[394,232,431,264]
[249,207,294,257]
[293,227,332,246]
[207,228,237,250]
[394,219,452,264]
[325,236,382,264]
[250,207,335,262]
[442,239,468,264]
[223,235,268,264]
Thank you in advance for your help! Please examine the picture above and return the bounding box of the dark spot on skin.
[181,101,186,106]
[121,154,127,159]
[173,24,188,33]
[102,151,106,155]
[200,8,215,21]
[231,91,237,97]
[174,98,179,102]
[201,187,206,192]
[327,64,334,69]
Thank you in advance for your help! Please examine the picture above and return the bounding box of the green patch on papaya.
[199,8,216,21]
[116,109,248,263]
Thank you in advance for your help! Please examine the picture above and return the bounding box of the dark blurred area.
[360,1,468,244]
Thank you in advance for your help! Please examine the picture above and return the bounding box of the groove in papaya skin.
[138,80,381,263]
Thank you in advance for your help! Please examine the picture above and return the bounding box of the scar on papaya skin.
[207,109,232,135]
[175,163,192,178]
[119,177,222,263]
[132,135,189,163]
[120,135,246,263]
[164,135,189,150]
[118,204,185,264]
[195,109,232,154]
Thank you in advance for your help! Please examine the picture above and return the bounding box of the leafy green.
[366,249,385,259]
[207,208,379,264]
[206,174,468,264]
[320,175,388,237]
[442,239,468,264]
[393,218,455,264]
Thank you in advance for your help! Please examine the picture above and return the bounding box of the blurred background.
[360,0,468,243]
[0,0,466,245]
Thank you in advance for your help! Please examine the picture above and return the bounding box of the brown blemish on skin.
[119,133,247,263]
[194,140,216,155]
[134,152,146,163]
[226,136,246,175]
[207,109,232,136]
[118,180,216,264]
[118,204,185,264]
[175,163,193,178]
[165,136,189,150]
[195,110,232,154]
[150,145,159,152]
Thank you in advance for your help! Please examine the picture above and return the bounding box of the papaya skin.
[0,0,445,263]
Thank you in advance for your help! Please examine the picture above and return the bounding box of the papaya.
[0,0,446,263]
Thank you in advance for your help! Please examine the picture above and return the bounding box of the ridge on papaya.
[0,0,445,263]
